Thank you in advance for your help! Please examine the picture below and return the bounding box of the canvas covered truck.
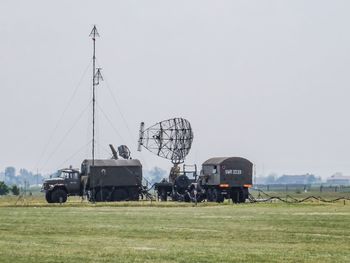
[41,158,143,203]
[199,157,253,203]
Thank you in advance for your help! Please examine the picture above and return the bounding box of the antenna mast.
[89,25,103,165]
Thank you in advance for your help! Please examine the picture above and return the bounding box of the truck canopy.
[202,157,251,166]
[81,159,142,188]
[82,159,141,167]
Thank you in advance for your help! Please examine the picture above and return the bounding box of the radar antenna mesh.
[138,118,193,164]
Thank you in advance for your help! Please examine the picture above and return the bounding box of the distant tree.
[5,167,15,181]
[11,185,20,196]
[2,167,46,187]
[4,167,20,186]
[0,181,9,195]
[5,167,15,177]
[144,167,167,185]
[18,168,44,186]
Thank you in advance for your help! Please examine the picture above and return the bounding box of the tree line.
[0,167,45,187]
[0,182,19,196]
[0,166,45,196]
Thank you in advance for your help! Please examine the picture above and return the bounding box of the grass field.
[0,195,350,262]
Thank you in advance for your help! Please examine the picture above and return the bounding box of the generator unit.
[154,164,198,202]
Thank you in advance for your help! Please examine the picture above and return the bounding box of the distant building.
[326,173,350,185]
[255,177,268,185]
[275,174,318,184]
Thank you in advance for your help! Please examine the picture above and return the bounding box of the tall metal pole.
[89,26,100,166]
[92,32,96,165]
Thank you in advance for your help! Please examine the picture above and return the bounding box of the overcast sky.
[1,0,350,178]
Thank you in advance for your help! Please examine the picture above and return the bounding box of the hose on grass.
[249,189,350,203]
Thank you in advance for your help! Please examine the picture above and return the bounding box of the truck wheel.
[111,189,127,201]
[231,189,245,203]
[51,189,67,203]
[45,191,53,203]
[95,188,110,202]
[206,189,213,202]
[239,189,248,203]
[213,189,224,203]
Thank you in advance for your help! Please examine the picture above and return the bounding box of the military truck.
[42,158,143,203]
[42,168,81,203]
[199,157,253,203]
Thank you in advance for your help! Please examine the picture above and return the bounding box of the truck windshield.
[51,171,65,178]
[51,170,78,179]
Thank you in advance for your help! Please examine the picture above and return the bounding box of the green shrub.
[0,181,9,195]
[11,185,20,196]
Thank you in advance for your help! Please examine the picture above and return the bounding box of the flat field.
[0,196,349,262]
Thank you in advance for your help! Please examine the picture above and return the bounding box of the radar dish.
[138,118,193,164]
[118,145,131,159]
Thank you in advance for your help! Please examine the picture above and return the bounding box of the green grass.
[0,195,350,262]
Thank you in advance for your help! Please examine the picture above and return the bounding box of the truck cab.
[41,168,81,203]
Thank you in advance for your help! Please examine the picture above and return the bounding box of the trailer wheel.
[184,193,191,202]
[51,189,67,203]
[45,191,53,203]
[111,189,127,201]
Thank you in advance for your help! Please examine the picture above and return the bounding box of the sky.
[0,0,350,178]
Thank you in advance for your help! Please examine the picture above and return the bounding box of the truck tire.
[231,189,245,203]
[51,189,67,203]
[95,188,111,202]
[213,189,224,203]
[111,189,127,201]
[45,191,53,203]
[206,188,213,202]
[231,190,239,203]
[239,188,248,203]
